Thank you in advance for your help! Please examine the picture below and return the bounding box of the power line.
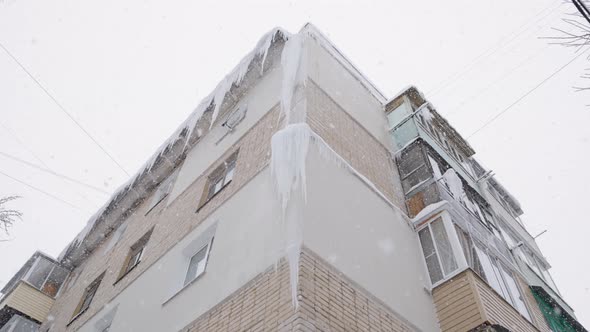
[0,169,83,211]
[571,0,590,24]
[0,42,130,177]
[467,47,588,139]
[441,7,585,118]
[427,0,564,97]
[0,121,52,170]
[0,151,110,195]
[445,43,552,116]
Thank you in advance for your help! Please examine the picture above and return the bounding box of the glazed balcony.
[0,252,69,329]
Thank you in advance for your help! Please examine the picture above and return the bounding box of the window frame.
[462,232,533,322]
[197,151,238,211]
[418,216,460,285]
[145,170,179,215]
[115,228,153,284]
[183,237,214,286]
[69,272,105,324]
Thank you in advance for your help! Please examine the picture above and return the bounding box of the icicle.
[60,28,290,262]
[280,33,307,124]
[210,29,291,128]
[270,31,309,308]
[270,123,311,308]
[270,123,311,216]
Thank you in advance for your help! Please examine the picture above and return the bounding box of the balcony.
[0,252,69,329]
[0,315,39,332]
[433,269,544,332]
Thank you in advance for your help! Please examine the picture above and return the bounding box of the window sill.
[162,272,207,306]
[196,180,232,213]
[145,194,169,216]
[67,308,89,327]
[113,262,140,286]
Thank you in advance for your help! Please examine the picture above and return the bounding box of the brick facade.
[42,82,403,332]
[181,248,416,332]
[43,107,282,332]
[306,81,406,211]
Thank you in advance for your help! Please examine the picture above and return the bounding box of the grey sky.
[1,0,588,326]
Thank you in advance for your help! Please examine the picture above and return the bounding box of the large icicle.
[280,33,307,125]
[270,31,308,308]
[270,123,311,214]
[270,123,311,308]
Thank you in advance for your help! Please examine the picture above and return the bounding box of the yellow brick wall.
[42,80,411,332]
[181,248,416,332]
[306,80,406,211]
[43,108,282,332]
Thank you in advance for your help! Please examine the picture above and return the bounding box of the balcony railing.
[432,178,514,266]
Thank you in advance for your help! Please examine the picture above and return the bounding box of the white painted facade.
[73,29,439,332]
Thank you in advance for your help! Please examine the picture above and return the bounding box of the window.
[499,264,532,321]
[398,143,432,194]
[71,273,105,321]
[459,230,532,321]
[198,152,238,209]
[103,222,128,254]
[473,243,509,300]
[23,256,70,298]
[419,218,458,284]
[146,170,179,215]
[184,238,213,286]
[117,229,153,281]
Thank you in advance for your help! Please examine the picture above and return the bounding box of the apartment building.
[0,23,586,332]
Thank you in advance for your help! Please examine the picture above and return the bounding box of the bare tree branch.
[0,196,22,240]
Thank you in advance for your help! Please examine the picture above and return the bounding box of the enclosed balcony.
[0,315,39,332]
[0,252,69,329]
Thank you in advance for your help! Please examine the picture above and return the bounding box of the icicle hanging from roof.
[270,31,308,308]
[59,27,290,263]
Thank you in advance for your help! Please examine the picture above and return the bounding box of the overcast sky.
[1,0,588,326]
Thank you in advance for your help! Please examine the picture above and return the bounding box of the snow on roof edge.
[58,27,292,264]
[300,23,387,104]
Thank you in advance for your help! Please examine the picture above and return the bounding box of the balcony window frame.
[417,212,467,287]
[458,227,533,322]
[21,256,69,298]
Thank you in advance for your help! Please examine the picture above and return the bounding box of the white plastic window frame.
[183,238,213,286]
[470,237,533,322]
[162,222,218,305]
[417,211,469,288]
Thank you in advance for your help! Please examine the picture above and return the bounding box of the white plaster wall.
[302,147,440,332]
[77,169,283,332]
[306,37,390,148]
[167,65,282,204]
[76,149,438,332]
